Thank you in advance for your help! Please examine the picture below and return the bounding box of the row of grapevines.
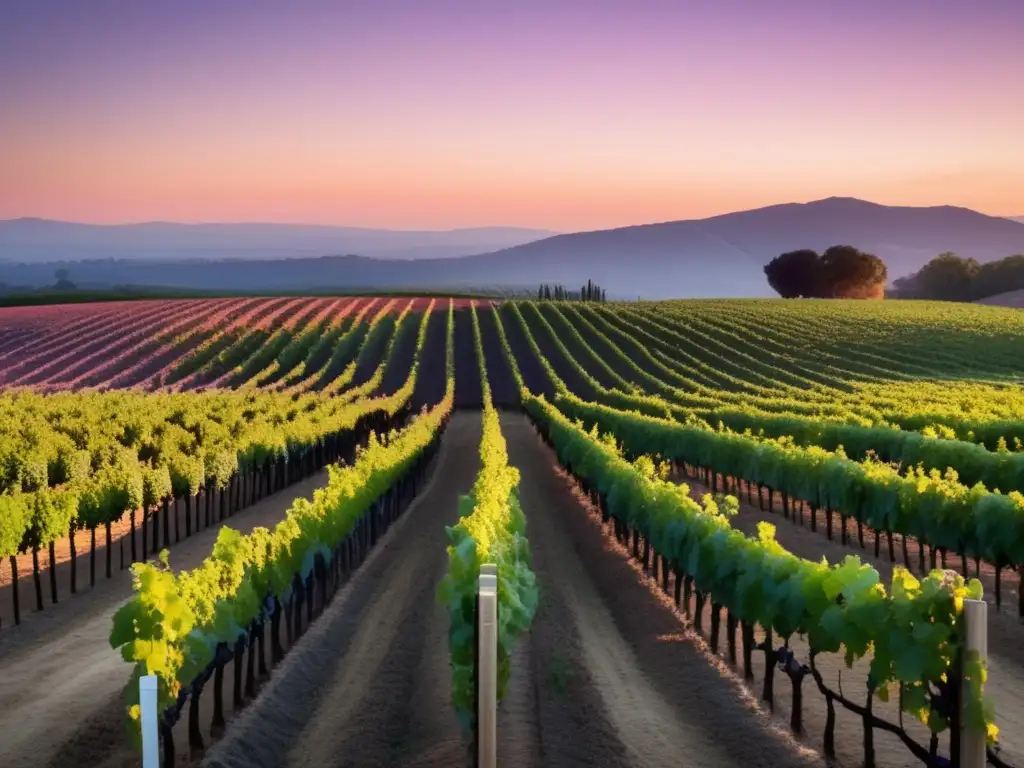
[161,298,293,386]
[574,303,843,404]
[510,301,1024,497]
[0,301,132,371]
[108,298,457,737]
[278,298,378,393]
[550,391,1024,603]
[109,379,455,736]
[568,303,1024,491]
[312,299,397,393]
[61,301,240,392]
[647,299,1023,385]
[522,389,997,745]
[0,305,433,592]
[623,303,891,394]
[331,299,423,403]
[199,299,312,389]
[560,301,1009,436]
[624,302,1024,438]
[111,298,259,390]
[252,298,345,388]
[439,302,537,733]
[221,298,331,389]
[16,302,193,390]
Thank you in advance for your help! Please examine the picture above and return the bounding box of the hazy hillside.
[3,198,1024,299]
[449,197,1024,297]
[0,219,557,262]
[976,289,1024,308]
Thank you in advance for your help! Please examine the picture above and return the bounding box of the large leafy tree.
[765,246,887,299]
[971,254,1024,301]
[818,245,888,298]
[763,249,822,298]
[911,252,980,301]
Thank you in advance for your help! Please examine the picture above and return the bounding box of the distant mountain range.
[1011,216,1024,224]
[0,219,558,262]
[3,198,1024,299]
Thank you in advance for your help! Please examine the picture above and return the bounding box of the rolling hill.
[975,289,1024,308]
[3,198,1024,299]
[453,197,1024,298]
[0,219,557,263]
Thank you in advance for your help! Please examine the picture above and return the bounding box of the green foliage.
[109,299,458,738]
[0,493,30,557]
[439,303,538,733]
[0,373,420,550]
[142,464,173,509]
[901,252,1024,302]
[524,390,997,743]
[555,392,1024,570]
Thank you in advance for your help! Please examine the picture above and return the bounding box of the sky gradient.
[1,0,1022,231]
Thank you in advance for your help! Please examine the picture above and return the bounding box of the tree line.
[763,245,888,299]
[891,252,1024,302]
[538,279,607,302]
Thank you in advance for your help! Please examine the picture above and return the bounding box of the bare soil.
[453,307,483,409]
[5,406,1019,768]
[207,411,822,768]
[501,413,823,768]
[477,306,520,408]
[411,305,449,409]
[203,410,483,768]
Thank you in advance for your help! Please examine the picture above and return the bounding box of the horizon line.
[1,196,1021,233]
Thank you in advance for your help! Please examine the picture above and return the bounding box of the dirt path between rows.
[202,410,483,768]
[501,413,822,768]
[679,474,1024,767]
[0,468,332,768]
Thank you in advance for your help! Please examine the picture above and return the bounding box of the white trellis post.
[140,674,160,768]
[960,599,988,768]
[478,565,498,768]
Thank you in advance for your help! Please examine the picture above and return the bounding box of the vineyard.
[1,295,1023,768]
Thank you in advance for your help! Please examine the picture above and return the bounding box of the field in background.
[1,295,1023,768]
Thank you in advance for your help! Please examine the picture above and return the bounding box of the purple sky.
[1,0,1022,230]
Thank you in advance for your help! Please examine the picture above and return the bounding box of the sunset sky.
[1,0,1021,231]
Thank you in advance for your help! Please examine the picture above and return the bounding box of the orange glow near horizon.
[1,2,1022,230]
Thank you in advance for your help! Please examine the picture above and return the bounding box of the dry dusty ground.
[8,407,1019,768]
[202,410,483,768]
[205,411,822,768]
[0,470,332,768]
[500,413,823,768]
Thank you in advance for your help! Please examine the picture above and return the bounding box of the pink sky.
[1,0,1021,231]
